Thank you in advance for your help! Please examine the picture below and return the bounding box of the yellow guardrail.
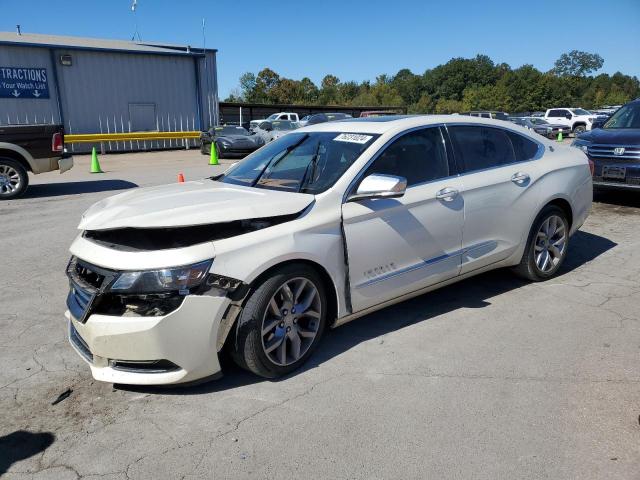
[65,131,201,143]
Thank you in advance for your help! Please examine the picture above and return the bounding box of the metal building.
[0,32,218,151]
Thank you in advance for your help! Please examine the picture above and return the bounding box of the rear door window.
[448,126,516,173]
[505,131,540,162]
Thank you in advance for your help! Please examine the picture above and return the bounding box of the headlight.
[571,138,591,153]
[110,260,212,294]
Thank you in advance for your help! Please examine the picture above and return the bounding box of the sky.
[1,0,639,99]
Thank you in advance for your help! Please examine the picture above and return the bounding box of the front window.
[213,126,249,136]
[571,108,591,116]
[216,132,380,194]
[604,102,640,129]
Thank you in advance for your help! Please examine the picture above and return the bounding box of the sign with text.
[0,67,50,99]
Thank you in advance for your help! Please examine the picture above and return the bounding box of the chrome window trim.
[341,121,545,204]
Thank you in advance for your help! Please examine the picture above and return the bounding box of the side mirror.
[348,174,407,202]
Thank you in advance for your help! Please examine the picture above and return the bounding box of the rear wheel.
[0,158,28,200]
[572,124,586,135]
[513,205,569,281]
[232,265,327,378]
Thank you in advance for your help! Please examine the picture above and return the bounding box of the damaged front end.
[82,213,301,251]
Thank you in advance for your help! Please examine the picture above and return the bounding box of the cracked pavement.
[1,151,639,479]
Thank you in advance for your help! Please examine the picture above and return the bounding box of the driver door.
[342,127,465,312]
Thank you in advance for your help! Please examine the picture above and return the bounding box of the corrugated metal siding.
[0,45,61,125]
[0,43,218,153]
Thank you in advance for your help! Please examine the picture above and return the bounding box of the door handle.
[436,187,459,201]
[511,172,530,185]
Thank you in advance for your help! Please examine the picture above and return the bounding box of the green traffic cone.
[90,147,103,173]
[557,131,563,142]
[209,142,219,166]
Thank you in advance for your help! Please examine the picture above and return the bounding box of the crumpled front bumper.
[66,294,230,385]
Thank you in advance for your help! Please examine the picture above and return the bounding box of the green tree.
[553,50,604,77]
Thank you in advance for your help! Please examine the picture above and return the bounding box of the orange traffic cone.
[177,173,185,183]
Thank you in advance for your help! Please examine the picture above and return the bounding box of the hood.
[578,128,640,145]
[79,180,314,231]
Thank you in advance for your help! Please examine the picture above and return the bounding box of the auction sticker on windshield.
[333,133,373,144]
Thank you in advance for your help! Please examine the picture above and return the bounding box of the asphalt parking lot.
[1,149,639,479]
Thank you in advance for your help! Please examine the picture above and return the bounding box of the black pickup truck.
[0,124,73,199]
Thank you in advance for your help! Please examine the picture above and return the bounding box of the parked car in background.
[526,117,571,139]
[358,110,401,118]
[572,98,640,190]
[0,123,72,199]
[544,108,596,135]
[462,111,510,121]
[66,115,592,385]
[200,125,265,158]
[250,113,300,131]
[298,112,352,127]
[509,117,556,138]
[254,120,298,142]
[530,112,545,118]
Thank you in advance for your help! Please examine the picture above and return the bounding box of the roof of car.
[298,114,529,135]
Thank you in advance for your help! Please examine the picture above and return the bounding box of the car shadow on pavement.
[21,180,138,199]
[0,430,55,475]
[118,230,616,396]
[594,189,640,208]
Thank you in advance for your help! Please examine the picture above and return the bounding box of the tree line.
[225,51,640,113]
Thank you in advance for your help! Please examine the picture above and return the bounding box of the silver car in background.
[253,120,298,142]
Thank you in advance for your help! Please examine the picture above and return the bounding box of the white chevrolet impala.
[66,115,592,385]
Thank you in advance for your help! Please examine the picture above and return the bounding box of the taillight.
[52,132,64,152]
[588,158,595,176]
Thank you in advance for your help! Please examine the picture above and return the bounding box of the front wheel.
[0,158,29,200]
[231,265,327,378]
[512,206,569,281]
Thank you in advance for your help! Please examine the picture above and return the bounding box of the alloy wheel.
[261,277,321,366]
[0,164,21,196]
[534,215,567,273]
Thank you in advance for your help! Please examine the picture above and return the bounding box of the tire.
[572,124,586,135]
[0,157,29,200]
[200,141,210,155]
[512,205,569,281]
[231,264,327,378]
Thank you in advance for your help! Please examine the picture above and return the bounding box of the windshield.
[266,114,279,121]
[272,121,295,131]
[571,108,591,116]
[604,102,640,129]
[213,126,249,136]
[216,132,379,194]
[529,118,549,125]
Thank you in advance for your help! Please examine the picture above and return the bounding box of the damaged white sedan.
[66,116,592,385]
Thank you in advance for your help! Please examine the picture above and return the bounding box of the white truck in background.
[249,112,300,130]
[544,108,596,135]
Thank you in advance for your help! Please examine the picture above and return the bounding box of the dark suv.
[572,99,640,190]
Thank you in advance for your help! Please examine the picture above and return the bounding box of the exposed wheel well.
[250,259,339,325]
[572,122,586,131]
[0,149,31,172]
[546,198,573,228]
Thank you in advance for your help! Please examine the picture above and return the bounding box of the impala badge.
[614,147,625,156]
